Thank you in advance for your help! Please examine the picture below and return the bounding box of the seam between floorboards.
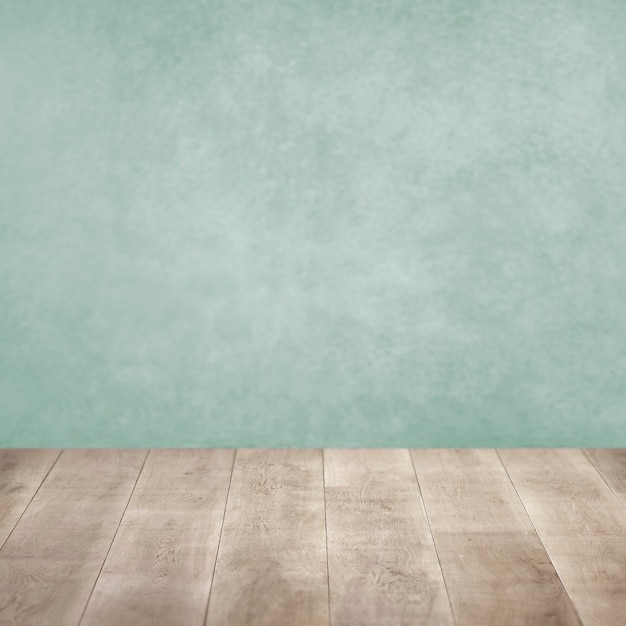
[322,448,332,626]
[77,448,151,626]
[581,449,626,512]
[494,448,585,626]
[203,447,237,626]
[407,449,458,626]
[0,449,63,553]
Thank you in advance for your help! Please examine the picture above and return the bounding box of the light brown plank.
[584,449,626,509]
[206,449,328,626]
[412,448,581,626]
[0,449,60,548]
[81,449,234,626]
[325,448,454,626]
[499,449,626,626]
[0,449,145,626]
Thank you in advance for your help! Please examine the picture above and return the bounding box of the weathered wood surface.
[0,448,623,626]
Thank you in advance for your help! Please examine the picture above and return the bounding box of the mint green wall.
[2,1,625,447]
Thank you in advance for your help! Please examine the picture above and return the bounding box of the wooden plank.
[81,449,234,626]
[0,449,145,626]
[584,449,626,509]
[206,449,328,626]
[499,448,626,626]
[324,448,454,626]
[411,448,581,626]
[0,449,60,547]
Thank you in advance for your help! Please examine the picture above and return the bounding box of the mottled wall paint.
[2,0,625,447]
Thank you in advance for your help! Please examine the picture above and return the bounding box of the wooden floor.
[0,449,625,625]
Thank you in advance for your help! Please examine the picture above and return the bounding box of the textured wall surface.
[2,0,625,447]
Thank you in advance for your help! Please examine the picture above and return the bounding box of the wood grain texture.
[411,449,581,626]
[206,449,328,626]
[584,449,626,509]
[0,449,145,626]
[0,450,60,548]
[325,448,454,626]
[81,449,234,626]
[499,449,626,626]
[1,448,625,626]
